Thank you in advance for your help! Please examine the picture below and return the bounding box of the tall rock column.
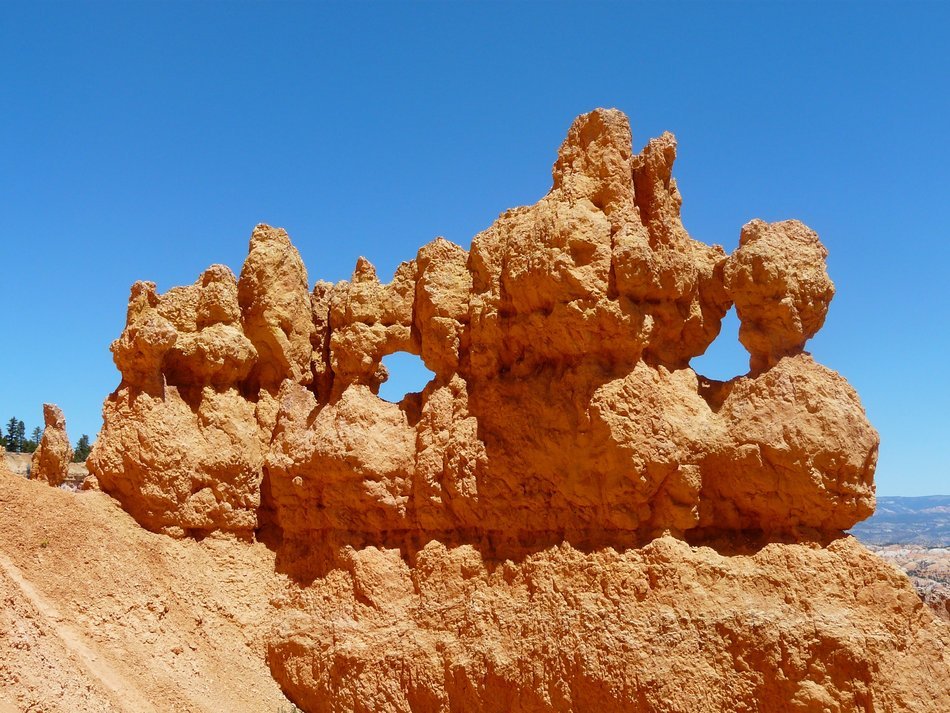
[30,404,72,487]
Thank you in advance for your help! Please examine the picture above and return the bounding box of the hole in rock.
[377,352,435,403]
[690,307,749,382]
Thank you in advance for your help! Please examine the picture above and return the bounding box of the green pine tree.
[23,425,43,453]
[5,418,18,452]
[73,434,91,462]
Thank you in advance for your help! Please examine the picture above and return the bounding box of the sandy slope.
[0,467,294,712]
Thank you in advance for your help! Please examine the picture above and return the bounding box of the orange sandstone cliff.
[84,109,948,712]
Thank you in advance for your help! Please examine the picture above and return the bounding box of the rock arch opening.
[690,306,749,382]
[377,351,436,403]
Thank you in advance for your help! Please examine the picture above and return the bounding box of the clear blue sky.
[1,2,947,496]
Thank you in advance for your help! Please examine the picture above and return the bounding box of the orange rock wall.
[268,536,949,713]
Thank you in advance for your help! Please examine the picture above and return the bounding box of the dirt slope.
[0,467,293,712]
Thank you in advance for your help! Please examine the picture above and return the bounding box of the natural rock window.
[690,306,748,381]
[376,351,435,403]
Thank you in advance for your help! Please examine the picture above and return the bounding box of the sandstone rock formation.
[867,544,950,622]
[268,536,949,713]
[30,404,72,487]
[89,262,275,536]
[87,109,949,712]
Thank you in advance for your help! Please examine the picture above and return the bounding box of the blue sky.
[1,2,947,496]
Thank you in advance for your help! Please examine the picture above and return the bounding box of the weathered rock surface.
[724,219,835,371]
[87,109,949,712]
[89,265,273,536]
[30,404,72,487]
[259,108,876,543]
[0,466,294,712]
[867,544,950,621]
[269,536,948,713]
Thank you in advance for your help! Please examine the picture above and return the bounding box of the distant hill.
[850,495,950,547]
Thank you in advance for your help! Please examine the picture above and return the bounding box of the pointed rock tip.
[352,256,378,283]
[556,108,633,168]
[249,223,292,249]
[417,236,466,266]
[636,131,678,169]
[200,264,237,284]
[552,109,635,207]
[42,404,66,429]
[573,107,631,140]
[130,280,157,295]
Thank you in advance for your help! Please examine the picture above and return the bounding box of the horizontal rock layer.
[268,536,949,713]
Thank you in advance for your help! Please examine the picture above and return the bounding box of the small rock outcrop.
[87,109,949,712]
[30,404,72,486]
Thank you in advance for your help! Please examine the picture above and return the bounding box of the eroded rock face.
[239,225,314,392]
[258,109,876,543]
[91,110,878,540]
[89,265,272,536]
[87,109,949,712]
[268,537,948,713]
[724,219,835,371]
[30,404,72,486]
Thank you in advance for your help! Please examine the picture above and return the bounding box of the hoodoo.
[30,403,72,487]
[85,110,948,712]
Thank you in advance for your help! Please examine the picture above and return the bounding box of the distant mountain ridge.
[850,495,950,547]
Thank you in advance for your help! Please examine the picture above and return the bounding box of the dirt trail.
[0,552,157,712]
[0,467,293,712]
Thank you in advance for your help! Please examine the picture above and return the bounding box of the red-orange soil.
[0,469,294,712]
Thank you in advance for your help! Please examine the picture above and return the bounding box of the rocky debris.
[916,578,950,620]
[29,404,72,487]
[80,474,99,491]
[3,451,85,486]
[2,452,30,478]
[0,470,293,712]
[85,109,950,712]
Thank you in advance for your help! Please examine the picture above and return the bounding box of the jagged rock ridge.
[89,109,877,542]
[87,109,950,712]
